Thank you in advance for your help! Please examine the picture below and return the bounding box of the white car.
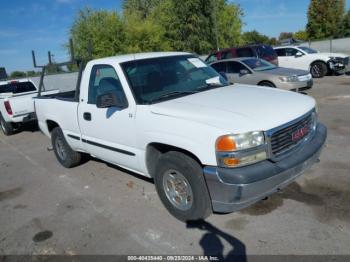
[0,79,58,135]
[34,52,327,221]
[274,46,349,78]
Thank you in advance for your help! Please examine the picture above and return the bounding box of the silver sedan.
[209,57,313,91]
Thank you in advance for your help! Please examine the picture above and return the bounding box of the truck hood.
[150,85,315,133]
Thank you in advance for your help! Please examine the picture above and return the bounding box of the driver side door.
[226,61,252,85]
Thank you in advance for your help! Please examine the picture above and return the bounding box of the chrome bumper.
[203,123,327,213]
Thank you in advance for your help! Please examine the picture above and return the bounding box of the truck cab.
[34,52,327,222]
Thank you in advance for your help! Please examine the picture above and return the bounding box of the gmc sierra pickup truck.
[34,52,327,221]
[0,79,58,135]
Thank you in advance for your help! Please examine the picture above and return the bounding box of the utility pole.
[214,1,219,51]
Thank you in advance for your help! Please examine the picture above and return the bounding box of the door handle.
[83,112,91,121]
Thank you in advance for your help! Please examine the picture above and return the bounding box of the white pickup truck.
[34,52,327,221]
[0,79,57,135]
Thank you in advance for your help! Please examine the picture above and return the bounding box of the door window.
[236,48,254,57]
[275,48,286,57]
[221,51,233,59]
[206,54,217,63]
[211,62,227,73]
[227,61,247,74]
[285,48,299,57]
[88,65,126,105]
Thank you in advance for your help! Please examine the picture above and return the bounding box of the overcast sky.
[1,0,349,73]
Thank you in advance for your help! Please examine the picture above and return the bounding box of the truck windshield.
[242,58,277,72]
[0,81,37,94]
[121,55,228,104]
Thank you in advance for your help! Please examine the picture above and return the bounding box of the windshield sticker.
[188,58,207,68]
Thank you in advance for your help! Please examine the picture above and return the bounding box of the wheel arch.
[258,80,276,87]
[46,120,60,133]
[145,142,203,178]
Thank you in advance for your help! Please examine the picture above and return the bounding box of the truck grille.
[270,113,313,156]
[344,57,349,65]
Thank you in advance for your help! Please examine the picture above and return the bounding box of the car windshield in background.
[242,58,277,72]
[122,55,228,104]
[298,46,318,54]
[0,81,36,94]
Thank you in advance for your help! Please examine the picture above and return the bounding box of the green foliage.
[278,32,293,41]
[26,71,39,77]
[68,0,244,58]
[242,30,270,44]
[342,10,350,37]
[70,8,125,61]
[10,71,26,78]
[293,30,309,41]
[307,0,345,39]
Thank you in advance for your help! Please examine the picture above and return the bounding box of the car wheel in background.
[310,62,327,78]
[154,151,212,222]
[51,127,82,168]
[258,81,276,88]
[0,114,14,136]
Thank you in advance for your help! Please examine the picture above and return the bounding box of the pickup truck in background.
[0,79,58,135]
[34,52,327,222]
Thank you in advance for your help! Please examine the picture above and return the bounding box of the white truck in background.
[34,52,327,222]
[0,79,58,135]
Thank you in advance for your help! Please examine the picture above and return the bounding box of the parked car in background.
[274,45,350,78]
[0,79,58,135]
[210,58,313,91]
[35,52,326,222]
[205,44,279,65]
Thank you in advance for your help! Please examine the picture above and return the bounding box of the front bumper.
[280,79,313,92]
[203,123,327,213]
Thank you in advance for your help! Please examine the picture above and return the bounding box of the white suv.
[274,45,349,78]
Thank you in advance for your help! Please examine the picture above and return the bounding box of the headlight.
[216,131,267,168]
[279,75,298,82]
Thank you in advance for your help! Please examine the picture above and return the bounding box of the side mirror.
[240,69,250,75]
[219,71,228,81]
[96,92,127,109]
[295,52,303,58]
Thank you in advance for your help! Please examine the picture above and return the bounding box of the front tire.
[51,127,82,168]
[310,62,327,78]
[258,81,276,88]
[154,151,212,222]
[0,114,14,136]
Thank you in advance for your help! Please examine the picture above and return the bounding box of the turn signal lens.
[216,135,236,152]
[223,157,240,167]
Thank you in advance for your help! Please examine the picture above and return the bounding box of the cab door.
[78,64,140,172]
[226,61,253,85]
[275,48,289,68]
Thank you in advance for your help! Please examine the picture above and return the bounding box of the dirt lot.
[0,75,349,257]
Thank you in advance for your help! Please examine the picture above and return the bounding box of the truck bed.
[37,90,77,102]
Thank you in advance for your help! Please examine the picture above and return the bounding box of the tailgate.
[8,92,38,116]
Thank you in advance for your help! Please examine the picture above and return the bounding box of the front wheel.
[154,151,212,222]
[51,127,82,168]
[310,62,327,78]
[0,114,14,136]
[258,81,276,88]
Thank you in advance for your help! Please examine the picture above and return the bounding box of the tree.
[70,8,126,61]
[307,0,345,39]
[242,30,270,44]
[123,0,161,18]
[342,9,350,37]
[278,32,293,41]
[10,71,26,78]
[293,30,309,41]
[26,71,38,77]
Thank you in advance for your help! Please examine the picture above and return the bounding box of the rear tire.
[154,151,212,222]
[51,127,82,168]
[0,114,14,136]
[258,81,276,88]
[310,62,327,78]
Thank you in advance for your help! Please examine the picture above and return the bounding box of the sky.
[0,0,349,73]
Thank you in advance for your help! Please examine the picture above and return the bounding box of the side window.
[211,62,227,73]
[236,48,254,57]
[275,48,286,57]
[206,54,217,63]
[227,62,246,74]
[285,48,298,56]
[221,51,233,59]
[88,65,126,105]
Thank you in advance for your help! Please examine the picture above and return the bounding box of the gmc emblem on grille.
[292,126,309,141]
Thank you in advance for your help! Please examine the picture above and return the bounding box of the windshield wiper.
[149,90,199,104]
[197,82,228,91]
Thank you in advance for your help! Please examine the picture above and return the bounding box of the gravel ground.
[0,74,349,258]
